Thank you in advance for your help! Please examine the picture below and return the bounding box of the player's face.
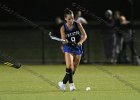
[65,14,74,25]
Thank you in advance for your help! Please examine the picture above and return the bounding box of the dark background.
[0,0,139,64]
[0,0,139,21]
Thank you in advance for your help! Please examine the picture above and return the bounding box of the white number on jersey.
[71,37,76,43]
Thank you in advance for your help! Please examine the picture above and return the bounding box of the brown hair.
[64,8,73,17]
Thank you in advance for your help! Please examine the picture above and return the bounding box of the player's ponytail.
[64,8,73,17]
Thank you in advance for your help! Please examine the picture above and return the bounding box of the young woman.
[58,8,87,91]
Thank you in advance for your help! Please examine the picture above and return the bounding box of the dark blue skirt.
[63,44,83,55]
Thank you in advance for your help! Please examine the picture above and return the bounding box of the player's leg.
[65,52,76,91]
[73,54,81,74]
[64,52,74,83]
[58,52,75,91]
[64,53,77,91]
[68,54,81,91]
[59,54,80,91]
[73,45,83,72]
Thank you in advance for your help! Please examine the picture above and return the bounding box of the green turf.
[0,65,140,100]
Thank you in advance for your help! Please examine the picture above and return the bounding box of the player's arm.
[77,22,87,45]
[60,25,68,44]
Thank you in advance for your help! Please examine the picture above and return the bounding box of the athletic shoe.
[58,81,66,91]
[69,83,76,91]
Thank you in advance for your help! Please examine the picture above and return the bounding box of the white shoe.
[58,81,66,91]
[69,83,76,91]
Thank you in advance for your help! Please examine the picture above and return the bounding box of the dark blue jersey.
[64,21,81,47]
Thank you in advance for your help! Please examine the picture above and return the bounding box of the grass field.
[0,64,140,100]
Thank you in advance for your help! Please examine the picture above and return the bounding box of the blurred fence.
[0,22,140,64]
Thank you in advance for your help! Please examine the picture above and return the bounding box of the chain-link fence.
[0,22,139,64]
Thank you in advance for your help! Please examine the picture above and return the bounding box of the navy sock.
[62,68,75,84]
[62,68,69,84]
[68,68,73,83]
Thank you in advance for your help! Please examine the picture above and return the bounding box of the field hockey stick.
[49,32,80,46]
[49,32,66,42]
[0,51,21,69]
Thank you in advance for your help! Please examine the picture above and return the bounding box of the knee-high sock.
[68,68,73,83]
[62,68,69,84]
[63,68,75,84]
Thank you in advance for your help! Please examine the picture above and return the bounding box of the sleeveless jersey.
[64,21,81,47]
